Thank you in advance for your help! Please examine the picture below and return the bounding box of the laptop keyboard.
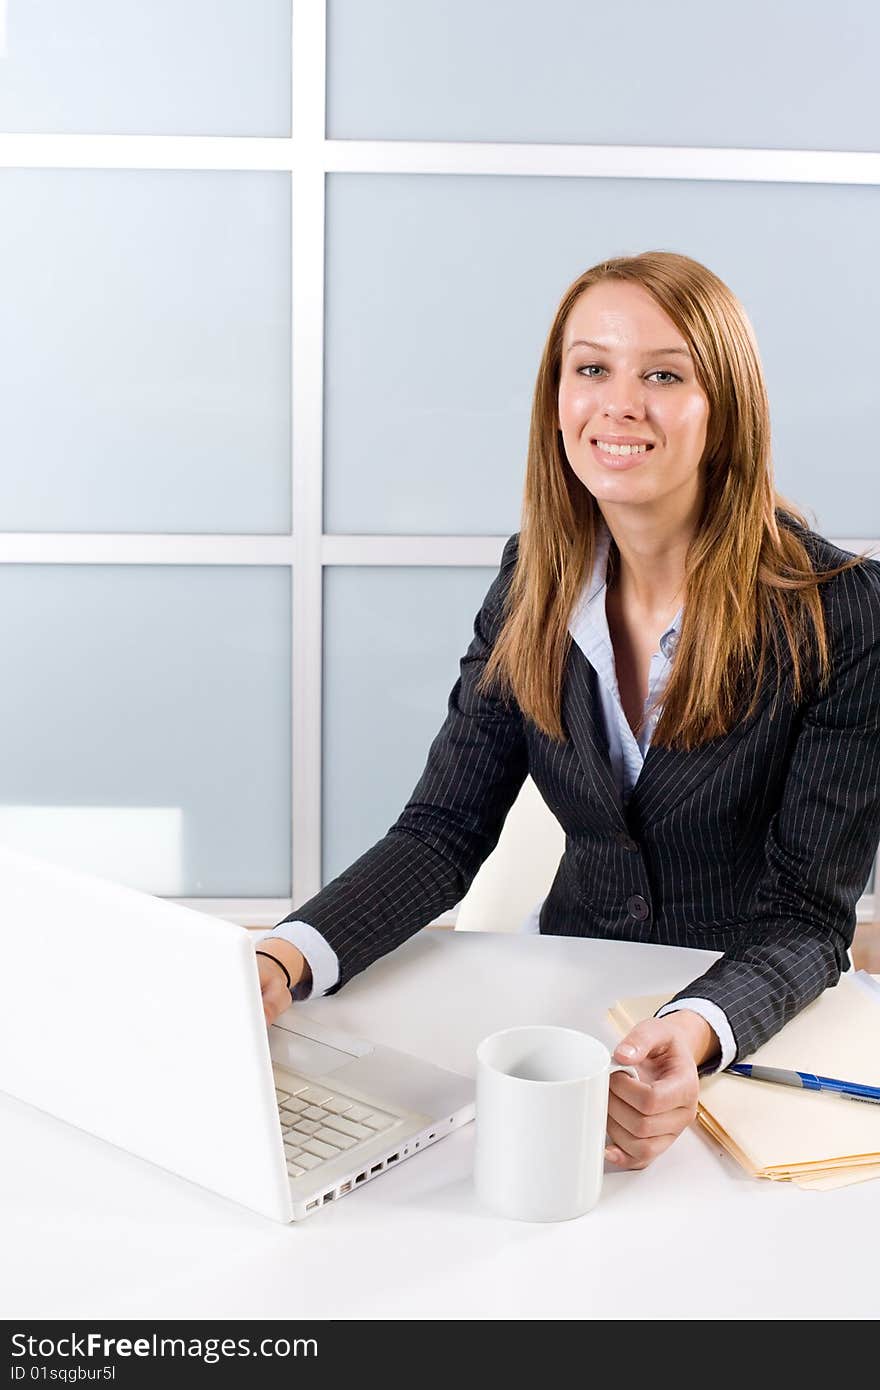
[275,1079,400,1179]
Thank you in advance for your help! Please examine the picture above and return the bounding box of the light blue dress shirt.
[264,521,735,1070]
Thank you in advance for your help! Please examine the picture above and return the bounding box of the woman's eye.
[576,365,681,383]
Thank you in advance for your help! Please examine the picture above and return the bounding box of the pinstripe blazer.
[283,516,880,1062]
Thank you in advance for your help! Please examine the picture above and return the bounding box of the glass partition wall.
[1,0,877,923]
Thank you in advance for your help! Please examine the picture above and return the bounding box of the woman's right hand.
[256,940,310,1026]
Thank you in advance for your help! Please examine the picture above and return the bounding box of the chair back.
[454,776,565,933]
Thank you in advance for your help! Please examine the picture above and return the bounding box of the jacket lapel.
[629,654,784,823]
[563,639,784,828]
[628,715,758,824]
[561,644,628,829]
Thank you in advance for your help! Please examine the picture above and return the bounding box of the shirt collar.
[571,518,684,652]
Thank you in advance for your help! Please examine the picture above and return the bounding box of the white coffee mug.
[473,1025,639,1222]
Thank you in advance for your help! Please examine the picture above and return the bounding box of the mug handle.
[609,1062,640,1081]
[606,1062,640,1151]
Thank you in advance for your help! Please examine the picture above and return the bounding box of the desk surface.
[3,929,876,1321]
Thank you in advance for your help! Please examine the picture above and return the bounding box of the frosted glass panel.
[0,170,291,533]
[322,566,494,882]
[325,175,880,537]
[0,0,290,135]
[0,566,291,897]
[328,0,879,150]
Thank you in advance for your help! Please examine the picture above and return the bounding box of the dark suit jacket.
[283,517,880,1062]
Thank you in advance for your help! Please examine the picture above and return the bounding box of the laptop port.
[306,1200,319,1211]
[355,1172,366,1184]
[428,1133,436,1140]
[339,1181,352,1194]
[387,1153,399,1163]
[370,1163,383,1174]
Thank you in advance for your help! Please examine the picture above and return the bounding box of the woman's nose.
[600,379,647,419]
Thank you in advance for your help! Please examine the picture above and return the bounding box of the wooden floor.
[853,920,880,973]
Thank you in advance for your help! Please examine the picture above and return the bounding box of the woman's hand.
[255,940,310,1027]
[605,1011,717,1171]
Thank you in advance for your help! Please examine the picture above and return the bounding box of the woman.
[257,251,880,1171]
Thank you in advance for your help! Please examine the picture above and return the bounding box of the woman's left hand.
[605,1013,714,1170]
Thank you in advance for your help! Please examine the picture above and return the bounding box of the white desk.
[2,930,875,1320]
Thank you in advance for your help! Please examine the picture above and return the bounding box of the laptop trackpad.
[269,1029,357,1077]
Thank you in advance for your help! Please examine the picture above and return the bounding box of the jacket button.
[626,894,650,921]
[615,832,639,853]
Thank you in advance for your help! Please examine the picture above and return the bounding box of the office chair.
[454,776,565,933]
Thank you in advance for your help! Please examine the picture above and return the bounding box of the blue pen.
[728,1063,880,1106]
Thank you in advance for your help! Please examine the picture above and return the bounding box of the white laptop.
[0,843,474,1222]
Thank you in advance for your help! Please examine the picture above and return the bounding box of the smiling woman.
[555,277,711,736]
[559,284,708,511]
[261,249,880,1176]
[483,252,871,750]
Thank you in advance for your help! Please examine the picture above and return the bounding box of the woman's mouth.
[590,437,655,470]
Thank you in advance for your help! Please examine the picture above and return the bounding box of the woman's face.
[557,280,710,521]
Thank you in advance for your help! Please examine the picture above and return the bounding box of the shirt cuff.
[654,997,737,1074]
[255,920,341,1000]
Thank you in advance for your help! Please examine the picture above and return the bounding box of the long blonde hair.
[480,251,872,749]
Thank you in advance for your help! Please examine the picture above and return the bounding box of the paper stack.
[608,972,880,1190]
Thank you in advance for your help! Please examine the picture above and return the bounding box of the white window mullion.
[1,138,878,190]
[321,535,508,567]
[324,140,880,187]
[0,536,295,565]
[289,0,327,909]
[0,133,293,171]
